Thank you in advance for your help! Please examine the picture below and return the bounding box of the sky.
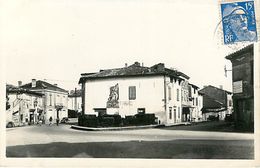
[1,0,247,92]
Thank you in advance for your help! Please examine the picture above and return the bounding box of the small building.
[68,89,82,117]
[226,44,254,131]
[188,83,203,122]
[6,84,44,126]
[20,79,68,123]
[199,85,233,121]
[79,62,201,125]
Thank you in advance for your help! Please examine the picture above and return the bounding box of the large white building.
[79,62,202,125]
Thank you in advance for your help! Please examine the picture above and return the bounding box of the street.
[6,124,254,158]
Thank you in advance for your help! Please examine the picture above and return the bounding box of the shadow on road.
[159,121,254,133]
[6,139,254,159]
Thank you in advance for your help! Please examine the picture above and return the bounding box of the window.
[196,98,198,106]
[49,94,52,106]
[169,107,172,119]
[137,108,145,114]
[188,86,192,97]
[173,109,177,122]
[194,88,196,94]
[168,86,171,100]
[229,100,232,107]
[177,89,179,101]
[178,107,180,118]
[129,86,136,100]
[56,95,59,104]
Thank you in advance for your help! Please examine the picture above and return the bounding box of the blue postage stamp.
[221,1,257,44]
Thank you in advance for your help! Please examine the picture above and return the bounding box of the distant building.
[68,89,82,117]
[226,44,254,131]
[79,62,202,125]
[6,84,44,126]
[199,85,233,121]
[188,83,203,122]
[20,79,68,123]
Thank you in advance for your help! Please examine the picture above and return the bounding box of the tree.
[6,95,10,110]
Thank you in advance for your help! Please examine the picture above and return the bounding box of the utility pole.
[74,88,77,113]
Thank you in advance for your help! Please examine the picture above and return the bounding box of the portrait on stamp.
[221,1,257,44]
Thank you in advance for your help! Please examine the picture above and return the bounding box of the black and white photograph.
[0,0,259,167]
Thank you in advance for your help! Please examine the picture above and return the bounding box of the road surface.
[6,124,254,158]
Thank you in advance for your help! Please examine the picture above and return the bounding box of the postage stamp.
[221,1,257,44]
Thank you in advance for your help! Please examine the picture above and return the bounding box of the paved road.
[6,124,254,158]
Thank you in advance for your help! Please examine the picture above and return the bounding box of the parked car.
[60,117,70,123]
[6,121,15,128]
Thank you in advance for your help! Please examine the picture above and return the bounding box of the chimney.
[54,84,58,87]
[157,63,165,72]
[134,61,140,66]
[219,85,223,90]
[18,81,22,87]
[142,62,144,67]
[32,79,36,88]
[125,63,128,67]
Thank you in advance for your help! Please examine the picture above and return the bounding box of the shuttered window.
[177,89,179,101]
[129,86,136,100]
[168,86,172,100]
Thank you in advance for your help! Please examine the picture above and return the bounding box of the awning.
[202,107,227,113]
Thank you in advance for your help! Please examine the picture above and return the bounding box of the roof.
[225,44,253,60]
[201,94,226,113]
[79,62,190,83]
[20,80,68,93]
[200,85,232,95]
[189,83,199,89]
[6,84,44,96]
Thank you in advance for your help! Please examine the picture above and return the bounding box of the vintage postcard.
[0,0,259,167]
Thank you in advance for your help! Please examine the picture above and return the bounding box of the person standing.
[49,116,53,126]
[39,119,42,126]
[56,117,60,126]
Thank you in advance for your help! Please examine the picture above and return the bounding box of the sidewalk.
[71,122,191,131]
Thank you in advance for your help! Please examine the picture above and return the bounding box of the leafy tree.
[6,95,10,110]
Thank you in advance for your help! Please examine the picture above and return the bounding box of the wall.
[6,92,43,125]
[68,96,82,112]
[165,77,182,124]
[189,87,203,122]
[33,89,68,123]
[84,76,168,124]
[229,49,254,130]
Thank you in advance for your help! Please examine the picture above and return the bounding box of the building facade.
[79,62,202,125]
[226,44,254,131]
[188,84,203,122]
[20,79,68,123]
[199,85,232,121]
[68,89,82,117]
[6,84,44,126]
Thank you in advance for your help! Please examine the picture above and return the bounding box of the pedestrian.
[56,117,60,126]
[39,119,42,126]
[49,116,53,126]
